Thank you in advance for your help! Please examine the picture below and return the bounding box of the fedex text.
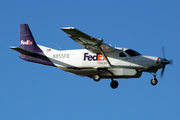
[21,40,33,45]
[84,53,106,61]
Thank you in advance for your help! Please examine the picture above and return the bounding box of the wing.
[61,27,116,53]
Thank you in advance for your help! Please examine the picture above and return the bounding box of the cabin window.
[119,52,126,57]
[125,49,141,57]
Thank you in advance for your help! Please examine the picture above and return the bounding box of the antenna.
[58,46,61,51]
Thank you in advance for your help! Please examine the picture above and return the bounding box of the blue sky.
[1,0,180,119]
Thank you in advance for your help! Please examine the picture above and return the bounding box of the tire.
[151,78,158,85]
[110,80,119,89]
[93,74,101,82]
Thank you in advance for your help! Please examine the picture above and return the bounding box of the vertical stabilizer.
[13,24,55,66]
[20,24,42,53]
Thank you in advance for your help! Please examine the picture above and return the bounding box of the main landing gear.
[150,73,158,86]
[93,73,119,89]
[110,79,119,89]
[93,73,101,82]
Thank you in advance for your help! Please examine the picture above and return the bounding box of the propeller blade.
[161,65,165,78]
[162,46,166,59]
[160,46,173,78]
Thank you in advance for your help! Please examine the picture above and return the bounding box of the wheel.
[110,80,119,89]
[151,78,158,85]
[93,74,101,82]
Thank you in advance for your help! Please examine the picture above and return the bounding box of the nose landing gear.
[150,73,158,86]
[151,78,158,85]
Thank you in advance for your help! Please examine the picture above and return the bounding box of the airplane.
[9,24,172,89]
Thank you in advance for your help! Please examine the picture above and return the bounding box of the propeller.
[160,46,173,78]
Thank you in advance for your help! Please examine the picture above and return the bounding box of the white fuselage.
[39,45,163,79]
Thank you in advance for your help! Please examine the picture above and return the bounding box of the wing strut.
[97,45,113,67]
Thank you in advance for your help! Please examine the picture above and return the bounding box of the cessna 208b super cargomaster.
[10,24,172,89]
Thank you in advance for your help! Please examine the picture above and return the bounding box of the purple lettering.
[84,53,99,61]
[88,55,93,61]
[84,53,89,60]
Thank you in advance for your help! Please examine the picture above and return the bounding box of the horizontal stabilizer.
[9,47,51,62]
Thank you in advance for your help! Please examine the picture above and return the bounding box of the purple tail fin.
[17,24,55,66]
[20,24,42,53]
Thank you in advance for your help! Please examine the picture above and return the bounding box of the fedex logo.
[84,53,106,61]
[20,40,33,45]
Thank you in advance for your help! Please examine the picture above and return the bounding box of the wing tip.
[61,27,75,30]
[9,46,18,49]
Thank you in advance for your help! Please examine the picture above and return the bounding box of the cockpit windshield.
[125,49,141,57]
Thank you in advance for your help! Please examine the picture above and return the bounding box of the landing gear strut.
[150,73,158,86]
[110,78,119,89]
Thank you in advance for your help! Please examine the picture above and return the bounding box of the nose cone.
[161,59,171,65]
[160,58,173,78]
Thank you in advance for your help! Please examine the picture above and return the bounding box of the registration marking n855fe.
[53,54,70,59]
